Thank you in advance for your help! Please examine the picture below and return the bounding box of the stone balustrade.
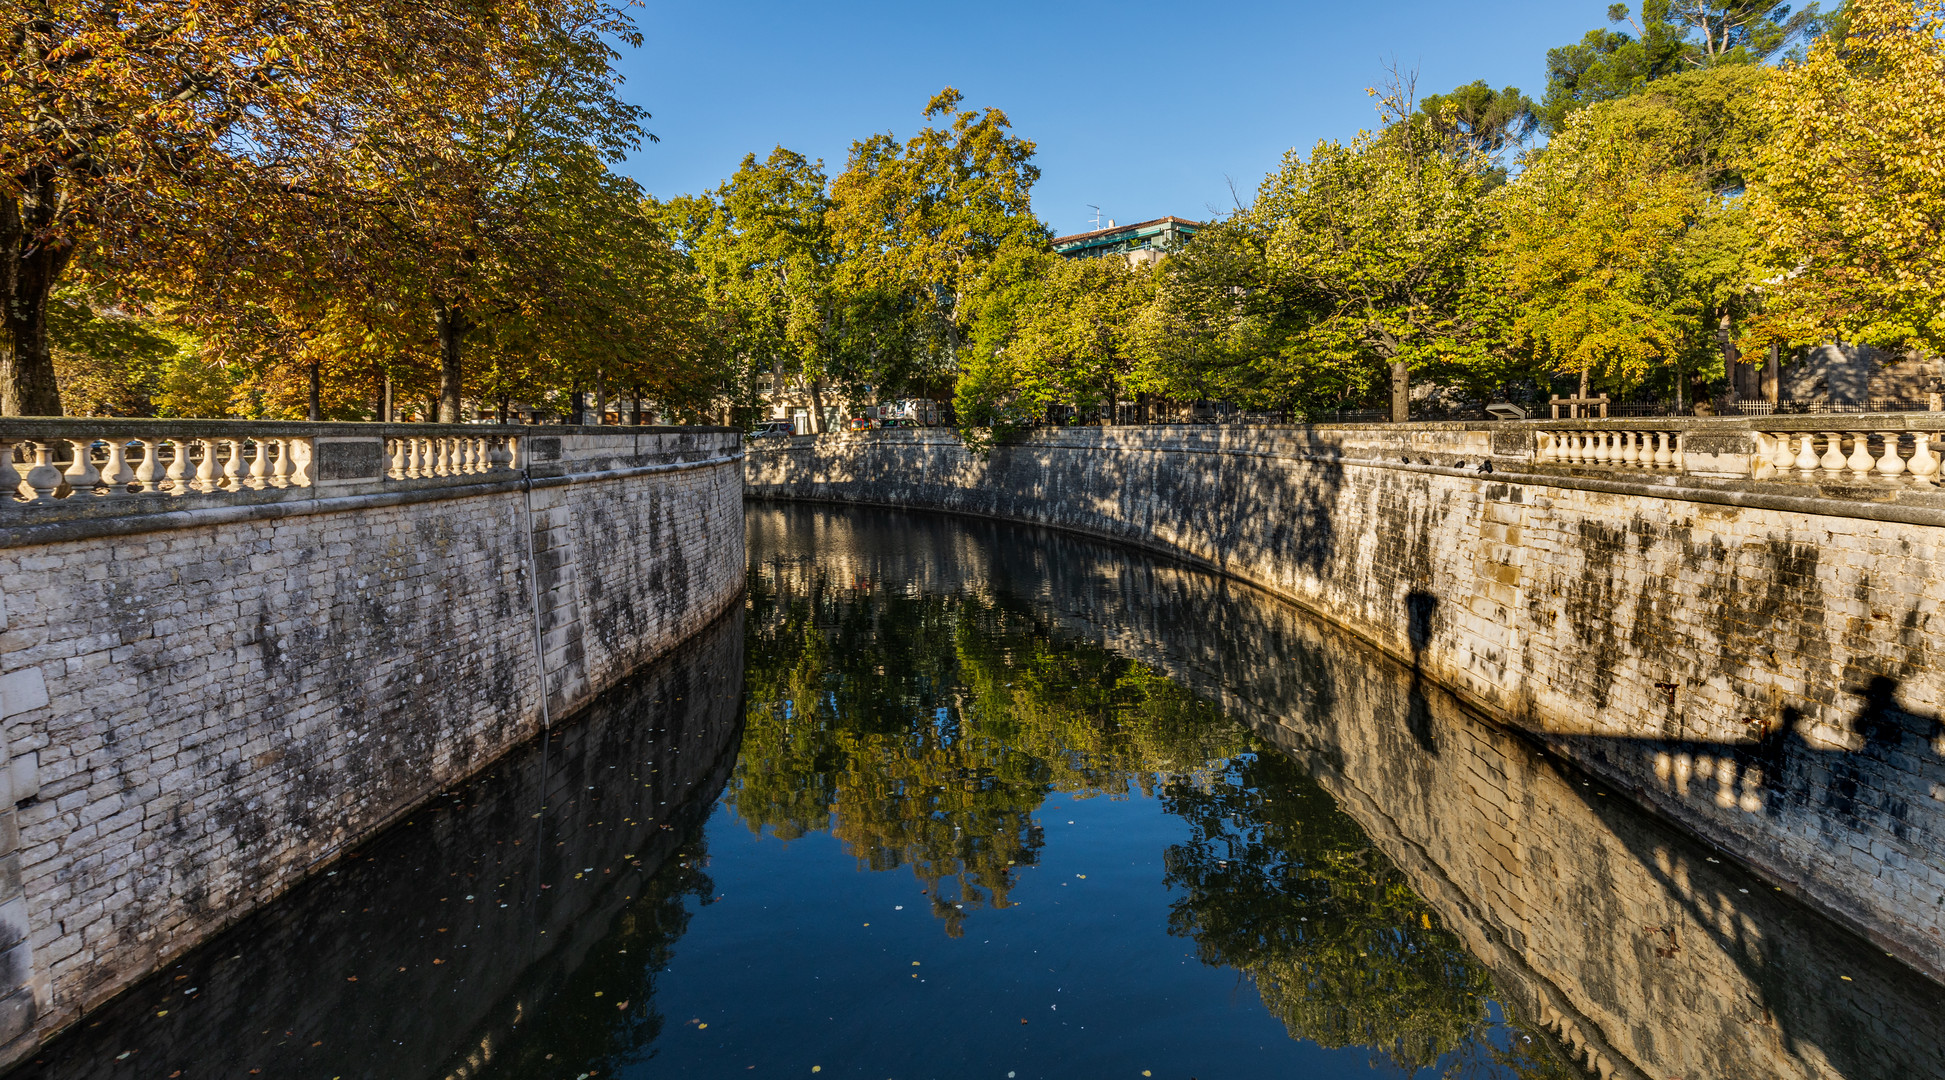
[1,431,314,504]
[381,433,518,481]
[1538,429,1684,470]
[1524,417,1945,490]
[1749,429,1942,485]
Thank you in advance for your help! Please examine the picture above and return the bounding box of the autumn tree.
[0,0,514,415]
[1498,64,1770,406]
[1746,0,1945,354]
[827,88,1048,403]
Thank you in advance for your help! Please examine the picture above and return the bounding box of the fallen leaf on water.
[616,1000,629,1010]
[345,977,357,982]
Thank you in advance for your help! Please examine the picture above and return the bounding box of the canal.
[9,504,1943,1079]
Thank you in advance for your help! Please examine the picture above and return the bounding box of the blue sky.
[619,1,1612,237]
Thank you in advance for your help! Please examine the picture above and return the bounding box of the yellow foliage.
[1748,0,1945,351]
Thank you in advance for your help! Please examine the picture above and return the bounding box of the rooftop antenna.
[1087,204,1103,230]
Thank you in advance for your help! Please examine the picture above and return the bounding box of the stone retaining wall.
[745,425,1945,984]
[0,425,744,1062]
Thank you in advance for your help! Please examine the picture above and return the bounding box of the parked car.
[750,421,795,438]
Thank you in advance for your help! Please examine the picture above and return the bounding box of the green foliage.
[1161,750,1500,1070]
[1496,67,1770,397]
[828,88,1050,401]
[1413,81,1539,186]
[734,567,1250,937]
[955,254,1153,445]
[1539,1,1828,132]
[1246,108,1501,400]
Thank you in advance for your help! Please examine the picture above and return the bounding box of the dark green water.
[10,504,1941,1080]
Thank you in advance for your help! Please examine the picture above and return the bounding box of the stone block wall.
[0,427,743,1061]
[745,426,1945,983]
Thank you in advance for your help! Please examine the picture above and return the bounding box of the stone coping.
[0,419,741,437]
[747,428,1945,528]
[0,450,742,549]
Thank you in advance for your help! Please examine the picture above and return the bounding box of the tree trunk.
[1,184,73,416]
[307,361,321,421]
[1765,343,1780,405]
[570,388,586,426]
[807,379,828,434]
[1389,361,1409,423]
[497,395,509,424]
[630,392,643,426]
[433,303,473,423]
[383,372,394,423]
[1718,312,1739,403]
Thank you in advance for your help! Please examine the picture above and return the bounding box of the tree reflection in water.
[734,562,1578,1076]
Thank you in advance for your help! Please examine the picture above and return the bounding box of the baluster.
[1588,432,1605,465]
[191,438,220,493]
[436,438,454,477]
[0,438,23,501]
[1563,433,1580,464]
[1877,432,1908,478]
[99,439,135,496]
[63,438,101,495]
[469,437,486,473]
[1793,433,1820,473]
[1620,431,1639,466]
[1537,432,1555,462]
[221,438,246,490]
[403,439,422,479]
[1671,433,1685,471]
[269,438,295,488]
[1768,432,1796,473]
[246,439,271,489]
[288,439,314,487]
[1653,431,1673,468]
[132,439,163,493]
[1909,434,1940,487]
[20,442,62,502]
[1846,433,1875,476]
[1818,432,1846,474]
[386,438,405,480]
[164,438,193,495]
[490,436,513,472]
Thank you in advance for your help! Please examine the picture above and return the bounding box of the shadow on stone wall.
[2,607,745,1080]
[744,504,1945,1080]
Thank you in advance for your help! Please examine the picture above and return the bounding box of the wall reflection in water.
[14,503,1943,1080]
[8,608,744,1080]
[746,503,1945,1080]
